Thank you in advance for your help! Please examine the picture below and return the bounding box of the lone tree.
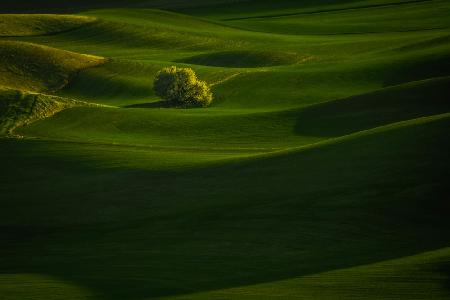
[154,66,213,107]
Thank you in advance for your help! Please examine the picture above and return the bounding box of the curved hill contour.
[0,41,105,92]
[0,14,96,36]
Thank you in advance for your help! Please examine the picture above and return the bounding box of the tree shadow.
[124,101,170,109]
[124,101,207,109]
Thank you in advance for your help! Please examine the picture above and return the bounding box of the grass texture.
[0,0,449,299]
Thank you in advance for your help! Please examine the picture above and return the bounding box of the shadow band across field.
[1,113,449,299]
[294,76,450,137]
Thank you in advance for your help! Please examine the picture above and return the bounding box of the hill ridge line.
[253,112,450,159]
[12,112,450,157]
[222,0,434,21]
[1,89,115,137]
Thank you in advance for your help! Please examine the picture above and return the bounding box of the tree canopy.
[154,66,213,107]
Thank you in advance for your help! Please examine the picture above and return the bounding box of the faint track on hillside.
[210,72,243,87]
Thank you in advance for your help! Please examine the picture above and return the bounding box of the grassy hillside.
[0,87,101,136]
[1,113,449,299]
[0,14,96,37]
[0,0,449,299]
[167,248,450,299]
[222,0,450,35]
[0,41,104,92]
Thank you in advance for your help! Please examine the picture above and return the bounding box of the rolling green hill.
[0,40,104,92]
[0,0,449,299]
[0,87,103,136]
[0,14,96,37]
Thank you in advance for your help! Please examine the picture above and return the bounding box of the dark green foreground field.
[1,0,449,299]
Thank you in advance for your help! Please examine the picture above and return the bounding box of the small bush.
[154,66,213,107]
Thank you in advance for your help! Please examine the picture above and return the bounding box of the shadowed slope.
[0,114,449,299]
[165,248,450,299]
[0,41,104,92]
[295,76,450,137]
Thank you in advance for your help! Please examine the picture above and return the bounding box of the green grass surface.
[0,40,104,92]
[0,14,96,37]
[178,50,307,68]
[0,87,101,136]
[0,0,449,299]
[224,0,450,35]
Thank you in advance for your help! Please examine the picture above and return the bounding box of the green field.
[0,0,449,299]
